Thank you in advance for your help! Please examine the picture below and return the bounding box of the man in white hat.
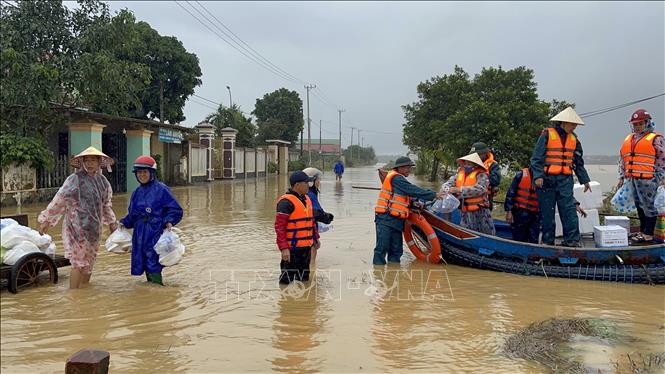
[530,107,591,247]
[442,153,495,235]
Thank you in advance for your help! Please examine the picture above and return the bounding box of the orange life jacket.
[455,167,490,212]
[620,132,660,179]
[484,152,499,197]
[279,194,315,249]
[513,168,539,212]
[375,170,411,219]
[544,128,576,175]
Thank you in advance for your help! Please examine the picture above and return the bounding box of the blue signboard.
[159,127,183,144]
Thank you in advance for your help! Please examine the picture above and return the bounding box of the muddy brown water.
[1,167,663,373]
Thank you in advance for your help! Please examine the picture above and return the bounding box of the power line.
[191,93,251,116]
[579,93,665,118]
[192,1,308,86]
[175,1,302,85]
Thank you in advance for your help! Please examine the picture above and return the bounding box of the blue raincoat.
[120,171,183,275]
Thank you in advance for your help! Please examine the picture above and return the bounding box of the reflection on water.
[1,167,663,373]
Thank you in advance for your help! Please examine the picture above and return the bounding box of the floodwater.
[1,166,663,373]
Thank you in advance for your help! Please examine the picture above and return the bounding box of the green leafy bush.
[0,134,53,170]
[288,160,306,171]
[267,161,278,173]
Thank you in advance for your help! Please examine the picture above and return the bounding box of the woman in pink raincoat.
[38,147,118,289]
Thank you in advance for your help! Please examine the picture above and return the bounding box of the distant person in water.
[334,160,344,181]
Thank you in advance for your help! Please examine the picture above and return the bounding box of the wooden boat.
[377,169,665,284]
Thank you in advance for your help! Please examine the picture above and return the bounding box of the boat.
[377,169,665,284]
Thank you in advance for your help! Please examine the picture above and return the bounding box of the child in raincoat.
[38,147,118,289]
[303,167,334,263]
[120,155,183,285]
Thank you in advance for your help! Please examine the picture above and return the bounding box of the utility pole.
[319,120,323,171]
[304,84,316,165]
[357,130,362,146]
[338,109,345,158]
[350,127,357,163]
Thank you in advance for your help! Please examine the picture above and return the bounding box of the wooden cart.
[1,214,70,294]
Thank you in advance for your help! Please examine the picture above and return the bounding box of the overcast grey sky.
[109,1,664,155]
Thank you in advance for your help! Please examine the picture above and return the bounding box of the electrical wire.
[579,93,665,118]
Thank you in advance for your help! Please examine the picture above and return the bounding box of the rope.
[641,264,655,286]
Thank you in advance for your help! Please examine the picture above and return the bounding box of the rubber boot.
[147,272,164,286]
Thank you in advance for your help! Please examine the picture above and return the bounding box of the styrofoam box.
[594,225,628,248]
[604,216,630,232]
[555,209,600,236]
[573,181,603,210]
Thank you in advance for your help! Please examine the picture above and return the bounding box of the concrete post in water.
[220,127,238,179]
[278,146,288,175]
[196,121,215,182]
[68,119,106,156]
[65,349,109,374]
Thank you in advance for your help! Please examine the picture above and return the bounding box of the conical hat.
[70,146,114,171]
[456,152,486,169]
[550,107,584,125]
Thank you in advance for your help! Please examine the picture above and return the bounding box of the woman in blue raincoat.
[120,155,183,285]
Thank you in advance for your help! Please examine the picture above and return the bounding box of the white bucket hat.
[456,152,486,170]
[550,107,584,125]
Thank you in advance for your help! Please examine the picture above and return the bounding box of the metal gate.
[102,133,127,193]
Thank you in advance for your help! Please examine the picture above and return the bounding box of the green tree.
[403,65,570,172]
[253,88,304,144]
[344,145,376,166]
[206,104,257,147]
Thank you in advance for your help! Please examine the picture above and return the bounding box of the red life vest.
[513,168,539,212]
[620,132,661,179]
[278,194,315,249]
[544,128,576,175]
[455,167,489,212]
[375,170,411,219]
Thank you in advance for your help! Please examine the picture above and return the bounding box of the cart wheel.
[8,253,58,294]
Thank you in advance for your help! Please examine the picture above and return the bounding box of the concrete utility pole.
[319,120,323,171]
[338,109,345,157]
[357,130,362,146]
[350,127,357,162]
[304,84,316,165]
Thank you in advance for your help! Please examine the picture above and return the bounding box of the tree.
[403,65,571,171]
[206,104,256,147]
[253,88,304,144]
[344,145,376,166]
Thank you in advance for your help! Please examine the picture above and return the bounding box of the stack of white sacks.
[554,181,602,236]
[0,218,56,265]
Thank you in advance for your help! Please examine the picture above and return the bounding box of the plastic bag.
[0,225,49,249]
[105,227,132,254]
[3,241,41,265]
[317,222,334,233]
[655,185,665,215]
[610,182,637,214]
[431,194,460,214]
[0,218,18,231]
[154,230,185,266]
[44,242,56,257]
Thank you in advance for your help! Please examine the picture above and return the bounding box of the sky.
[107,1,664,155]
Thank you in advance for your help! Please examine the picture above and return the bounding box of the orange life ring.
[403,212,441,263]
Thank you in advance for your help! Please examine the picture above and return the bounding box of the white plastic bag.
[317,222,334,233]
[431,194,460,214]
[655,185,665,215]
[610,182,637,214]
[0,218,18,231]
[105,227,132,254]
[3,241,41,265]
[44,242,56,257]
[0,225,47,249]
[154,230,185,266]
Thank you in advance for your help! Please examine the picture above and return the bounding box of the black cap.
[393,156,415,168]
[470,142,489,154]
[289,170,314,186]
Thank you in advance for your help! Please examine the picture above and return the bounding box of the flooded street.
[1,166,663,373]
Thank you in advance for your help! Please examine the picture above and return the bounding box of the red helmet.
[133,155,157,170]
[629,109,651,124]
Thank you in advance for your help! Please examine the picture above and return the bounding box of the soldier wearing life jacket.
[275,171,320,284]
[442,153,495,235]
[530,107,591,247]
[373,156,441,265]
[470,142,501,210]
[617,108,664,244]
[504,166,541,243]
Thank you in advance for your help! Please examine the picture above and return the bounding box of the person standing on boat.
[504,166,541,243]
[531,107,591,247]
[120,156,183,286]
[470,142,501,210]
[303,167,334,264]
[275,171,319,284]
[617,108,665,244]
[38,147,118,289]
[443,153,495,235]
[334,160,345,181]
[373,156,442,265]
